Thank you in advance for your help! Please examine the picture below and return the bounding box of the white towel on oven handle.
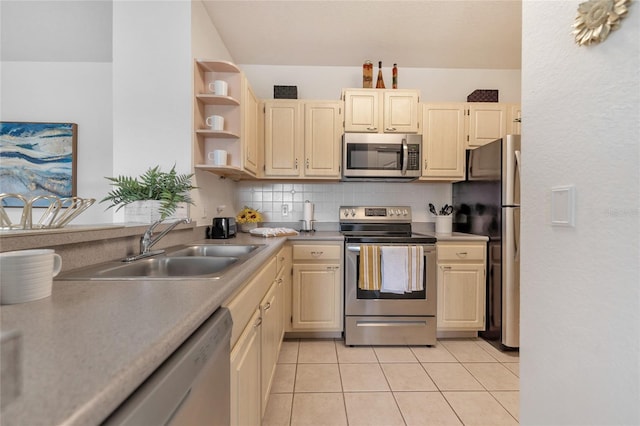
[380,246,424,293]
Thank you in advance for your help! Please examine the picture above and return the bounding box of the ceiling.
[201,0,522,70]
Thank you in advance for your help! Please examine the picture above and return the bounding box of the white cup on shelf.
[208,80,228,96]
[208,150,228,166]
[0,249,62,305]
[205,115,224,131]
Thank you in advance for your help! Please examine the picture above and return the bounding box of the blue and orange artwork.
[0,122,77,207]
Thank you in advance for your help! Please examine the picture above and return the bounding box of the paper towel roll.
[303,201,314,229]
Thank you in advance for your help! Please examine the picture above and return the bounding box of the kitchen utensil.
[429,203,437,216]
[441,204,453,216]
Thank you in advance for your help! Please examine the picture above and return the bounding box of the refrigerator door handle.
[514,149,521,205]
[513,208,520,262]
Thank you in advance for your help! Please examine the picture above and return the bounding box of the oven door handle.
[347,246,361,252]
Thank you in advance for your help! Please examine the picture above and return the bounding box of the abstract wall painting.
[0,122,77,207]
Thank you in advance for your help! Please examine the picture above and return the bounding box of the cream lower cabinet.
[420,103,466,181]
[436,241,486,331]
[225,254,284,425]
[291,243,343,332]
[230,308,261,426]
[264,100,342,179]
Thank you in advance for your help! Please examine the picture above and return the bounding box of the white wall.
[241,64,521,103]
[0,1,114,224]
[112,0,192,221]
[189,0,240,224]
[520,1,640,424]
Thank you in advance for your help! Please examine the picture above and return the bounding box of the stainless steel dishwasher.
[103,307,232,426]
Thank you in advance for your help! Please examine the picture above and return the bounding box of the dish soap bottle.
[376,61,385,89]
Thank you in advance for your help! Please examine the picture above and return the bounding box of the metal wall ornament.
[573,0,631,46]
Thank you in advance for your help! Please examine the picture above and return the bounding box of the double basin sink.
[58,244,266,280]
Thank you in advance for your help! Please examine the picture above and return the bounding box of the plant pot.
[124,201,189,224]
[239,222,258,233]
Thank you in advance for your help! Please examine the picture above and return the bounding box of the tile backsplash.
[235,181,452,224]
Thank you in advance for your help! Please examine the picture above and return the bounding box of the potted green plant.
[101,165,196,222]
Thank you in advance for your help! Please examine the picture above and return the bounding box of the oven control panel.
[339,206,412,222]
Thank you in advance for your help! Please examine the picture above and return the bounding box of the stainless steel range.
[340,206,437,346]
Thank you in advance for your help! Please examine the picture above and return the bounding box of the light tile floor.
[262,338,519,426]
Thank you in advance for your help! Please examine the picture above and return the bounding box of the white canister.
[435,215,453,234]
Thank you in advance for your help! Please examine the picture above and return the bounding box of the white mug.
[206,115,224,131]
[208,150,228,166]
[0,249,62,304]
[208,80,228,96]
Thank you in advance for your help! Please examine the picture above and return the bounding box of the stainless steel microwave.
[342,133,421,181]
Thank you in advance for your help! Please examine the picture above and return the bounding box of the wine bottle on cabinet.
[375,61,385,89]
[392,63,398,89]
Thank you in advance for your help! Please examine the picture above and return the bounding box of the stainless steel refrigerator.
[452,135,521,350]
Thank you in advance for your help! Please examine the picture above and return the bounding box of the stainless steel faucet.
[124,218,192,262]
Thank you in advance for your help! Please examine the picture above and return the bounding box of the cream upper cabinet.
[242,84,261,175]
[264,100,342,179]
[436,241,486,331]
[304,101,342,177]
[383,90,420,133]
[264,100,302,177]
[506,103,522,135]
[420,103,466,181]
[467,103,508,148]
[343,88,419,133]
[291,243,343,332]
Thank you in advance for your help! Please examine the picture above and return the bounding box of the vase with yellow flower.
[236,205,263,232]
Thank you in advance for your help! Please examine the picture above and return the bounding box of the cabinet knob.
[366,127,377,131]
[277,278,283,284]
[310,251,324,256]
[254,317,263,328]
[424,159,428,170]
[456,252,468,257]
[263,302,271,311]
[306,158,309,169]
[385,127,397,132]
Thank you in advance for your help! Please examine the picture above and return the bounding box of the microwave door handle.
[401,138,408,175]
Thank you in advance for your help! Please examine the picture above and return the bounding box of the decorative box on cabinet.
[264,100,342,179]
[343,88,419,133]
[436,241,487,332]
[193,60,262,180]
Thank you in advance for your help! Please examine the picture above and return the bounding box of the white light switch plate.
[551,185,575,227]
